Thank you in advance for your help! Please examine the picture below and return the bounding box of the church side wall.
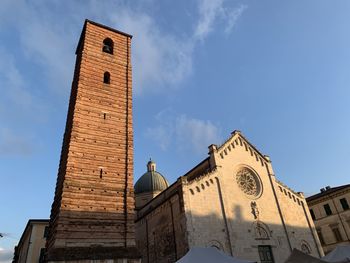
[135,191,187,263]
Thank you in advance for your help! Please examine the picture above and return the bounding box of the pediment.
[211,130,270,167]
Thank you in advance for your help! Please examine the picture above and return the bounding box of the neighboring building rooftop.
[13,219,49,263]
[134,160,169,194]
[306,184,350,203]
[17,219,49,245]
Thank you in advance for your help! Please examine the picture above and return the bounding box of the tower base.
[46,247,141,263]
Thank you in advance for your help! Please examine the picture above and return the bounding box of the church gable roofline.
[210,130,271,164]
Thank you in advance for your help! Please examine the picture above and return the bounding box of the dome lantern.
[147,159,156,172]
[134,160,169,208]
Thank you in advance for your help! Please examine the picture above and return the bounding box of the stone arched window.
[102,38,114,54]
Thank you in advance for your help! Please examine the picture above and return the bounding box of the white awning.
[284,249,327,263]
[176,247,256,263]
[323,245,350,263]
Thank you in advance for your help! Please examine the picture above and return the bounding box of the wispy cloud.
[0,47,45,157]
[110,10,194,94]
[0,47,32,108]
[145,109,221,153]
[0,0,247,95]
[175,115,221,152]
[0,128,35,156]
[0,0,245,155]
[0,247,13,263]
[195,0,247,40]
[145,108,175,150]
[195,0,225,40]
[224,4,247,34]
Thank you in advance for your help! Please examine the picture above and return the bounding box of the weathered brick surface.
[46,20,138,261]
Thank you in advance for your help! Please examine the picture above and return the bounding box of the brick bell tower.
[46,20,140,262]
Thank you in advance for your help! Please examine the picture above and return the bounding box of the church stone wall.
[135,184,187,263]
[182,171,230,254]
[275,181,323,257]
[135,131,323,262]
[135,191,162,210]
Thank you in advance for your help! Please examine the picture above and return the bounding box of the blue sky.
[1,0,350,261]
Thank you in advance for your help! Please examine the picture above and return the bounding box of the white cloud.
[0,247,13,263]
[0,0,247,96]
[195,0,247,40]
[195,0,225,40]
[0,47,45,157]
[175,115,221,152]
[0,47,36,110]
[145,110,221,153]
[110,10,194,94]
[0,45,47,135]
[0,1,76,95]
[224,4,247,34]
[18,19,74,94]
[0,128,34,156]
[0,0,246,155]
[145,108,175,150]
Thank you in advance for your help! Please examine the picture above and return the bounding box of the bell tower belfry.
[46,20,140,262]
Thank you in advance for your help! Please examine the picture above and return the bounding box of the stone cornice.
[182,166,219,186]
[307,187,350,206]
[275,179,303,198]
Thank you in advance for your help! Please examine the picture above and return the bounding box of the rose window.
[236,168,262,197]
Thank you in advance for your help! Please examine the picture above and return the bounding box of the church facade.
[135,131,324,263]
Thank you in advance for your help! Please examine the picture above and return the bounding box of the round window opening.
[236,167,262,198]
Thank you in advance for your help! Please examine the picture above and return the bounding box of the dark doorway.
[258,245,275,263]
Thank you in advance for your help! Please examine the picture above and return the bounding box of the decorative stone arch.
[300,240,312,254]
[208,240,224,251]
[252,221,270,240]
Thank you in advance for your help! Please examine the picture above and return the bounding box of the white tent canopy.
[323,245,350,263]
[176,247,256,263]
[284,249,327,263]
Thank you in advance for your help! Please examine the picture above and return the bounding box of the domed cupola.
[134,159,169,209]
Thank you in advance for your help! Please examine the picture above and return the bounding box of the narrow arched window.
[104,72,110,84]
[102,38,113,54]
